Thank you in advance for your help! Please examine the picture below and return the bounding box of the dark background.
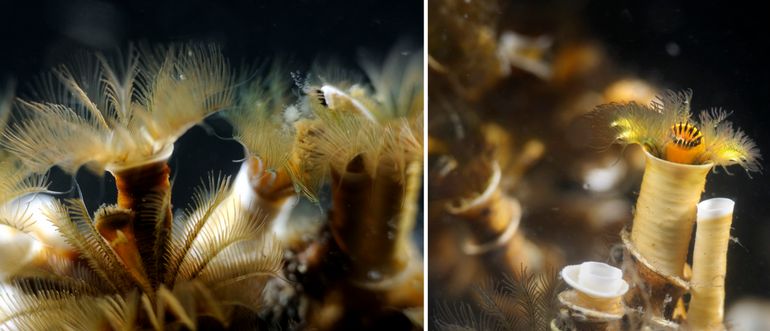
[0,0,422,78]
[0,0,423,228]
[581,0,770,302]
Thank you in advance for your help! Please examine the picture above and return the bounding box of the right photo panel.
[427,1,770,330]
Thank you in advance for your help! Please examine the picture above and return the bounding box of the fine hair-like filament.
[2,44,234,174]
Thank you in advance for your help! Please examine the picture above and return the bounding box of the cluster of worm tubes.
[427,0,758,330]
[0,43,423,330]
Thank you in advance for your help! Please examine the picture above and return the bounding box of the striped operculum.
[671,122,703,149]
[664,122,705,164]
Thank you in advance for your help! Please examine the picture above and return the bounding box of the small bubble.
[582,183,590,190]
[367,270,382,281]
[665,42,680,57]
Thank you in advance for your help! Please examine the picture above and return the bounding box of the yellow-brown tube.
[329,156,420,285]
[111,160,170,288]
[95,206,153,297]
[630,149,711,278]
[305,157,422,330]
[446,162,549,279]
[687,198,735,330]
[446,162,512,247]
[344,160,424,308]
[108,145,174,288]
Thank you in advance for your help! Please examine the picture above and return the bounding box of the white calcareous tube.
[561,261,629,314]
[688,198,735,330]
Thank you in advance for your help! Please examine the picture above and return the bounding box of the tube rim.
[642,147,713,170]
[697,198,735,221]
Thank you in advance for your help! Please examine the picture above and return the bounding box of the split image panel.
[0,1,769,330]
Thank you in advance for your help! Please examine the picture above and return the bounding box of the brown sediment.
[621,230,688,322]
[111,159,171,287]
[555,290,624,331]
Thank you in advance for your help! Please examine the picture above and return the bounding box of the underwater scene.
[2,0,770,330]
[0,0,423,330]
[428,0,769,330]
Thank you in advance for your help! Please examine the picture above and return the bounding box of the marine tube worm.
[0,49,286,328]
[591,90,760,320]
[296,47,424,329]
[1,43,234,289]
[687,198,735,330]
[445,161,545,279]
[0,87,61,278]
[0,174,283,329]
[630,148,711,278]
[225,64,312,242]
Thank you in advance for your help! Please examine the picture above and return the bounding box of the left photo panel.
[0,1,424,330]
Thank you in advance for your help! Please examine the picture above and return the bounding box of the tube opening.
[697,198,735,221]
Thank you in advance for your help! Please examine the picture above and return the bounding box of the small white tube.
[562,261,629,298]
[688,198,735,330]
[696,198,735,221]
[560,261,629,316]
